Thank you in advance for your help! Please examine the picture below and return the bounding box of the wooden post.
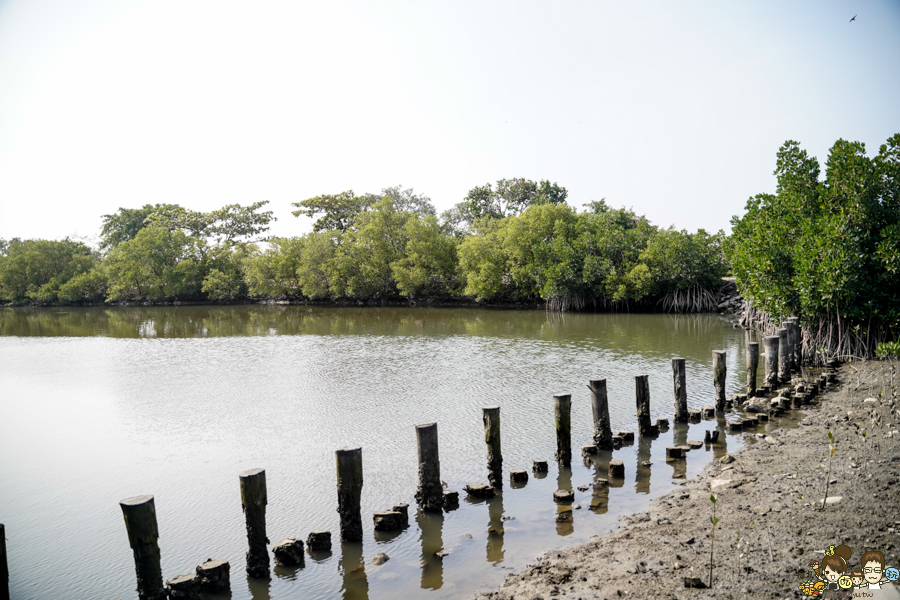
[589,379,613,450]
[1,524,9,600]
[747,342,759,397]
[713,351,726,413]
[791,319,803,367]
[119,495,166,600]
[787,318,801,371]
[483,407,502,488]
[784,321,796,374]
[672,358,688,423]
[336,448,364,540]
[554,394,572,467]
[415,424,442,512]
[777,328,789,382]
[635,375,652,436]
[764,335,779,387]
[239,468,269,578]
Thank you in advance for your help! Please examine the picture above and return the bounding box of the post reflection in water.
[416,509,445,590]
[486,492,505,563]
[712,418,729,460]
[247,575,271,600]
[670,422,689,480]
[555,466,574,536]
[591,450,611,515]
[339,541,369,600]
[636,434,652,494]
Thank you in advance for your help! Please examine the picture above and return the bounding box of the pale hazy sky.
[1,0,898,245]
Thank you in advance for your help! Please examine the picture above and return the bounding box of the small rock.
[371,553,389,566]
[683,576,707,588]
[864,397,877,404]
[719,454,736,464]
[464,533,473,539]
[574,504,582,510]
[577,485,589,491]
[710,479,741,491]
[754,505,770,515]
[435,550,450,558]
[821,496,843,505]
[765,436,781,446]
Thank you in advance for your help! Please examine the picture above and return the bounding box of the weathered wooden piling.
[414,424,442,513]
[747,342,759,397]
[635,375,653,436]
[656,418,669,431]
[608,460,625,478]
[1,523,7,600]
[373,511,403,531]
[666,446,685,461]
[272,539,305,567]
[165,574,198,600]
[195,560,230,593]
[688,409,702,423]
[792,319,802,367]
[672,358,688,423]
[119,495,166,600]
[533,459,548,473]
[306,531,332,551]
[336,448,364,541]
[701,406,715,419]
[553,489,575,503]
[392,503,409,528]
[589,379,613,450]
[777,328,789,382]
[713,350,727,412]
[510,469,528,483]
[764,336,780,388]
[483,407,503,488]
[464,483,495,499]
[617,430,635,443]
[239,468,269,578]
[443,490,460,508]
[784,321,796,374]
[554,394,572,467]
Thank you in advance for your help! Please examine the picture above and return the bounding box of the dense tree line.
[725,133,900,358]
[0,179,728,310]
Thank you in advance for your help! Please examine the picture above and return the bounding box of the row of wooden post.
[115,324,808,599]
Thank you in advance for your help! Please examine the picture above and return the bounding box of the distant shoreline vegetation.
[2,132,899,349]
[0,181,729,312]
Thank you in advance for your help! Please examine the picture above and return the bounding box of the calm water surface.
[0,306,783,600]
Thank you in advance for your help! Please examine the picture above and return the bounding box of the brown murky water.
[0,306,775,599]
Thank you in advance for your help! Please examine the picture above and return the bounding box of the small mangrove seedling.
[709,494,719,588]
[821,430,836,511]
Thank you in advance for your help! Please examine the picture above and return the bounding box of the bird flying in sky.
[850,14,857,22]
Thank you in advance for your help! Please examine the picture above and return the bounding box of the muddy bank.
[472,362,900,600]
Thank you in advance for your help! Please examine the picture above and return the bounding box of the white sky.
[1,0,898,245]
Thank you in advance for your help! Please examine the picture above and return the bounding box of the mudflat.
[473,362,900,599]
